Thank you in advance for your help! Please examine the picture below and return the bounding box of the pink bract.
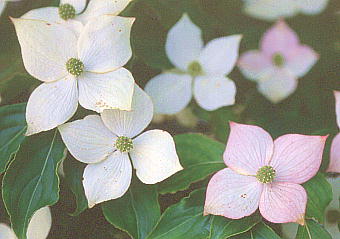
[204,122,327,224]
[238,20,318,103]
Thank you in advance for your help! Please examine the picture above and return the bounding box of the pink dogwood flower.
[238,20,318,103]
[204,122,327,224]
[327,91,340,173]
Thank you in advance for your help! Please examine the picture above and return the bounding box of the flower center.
[272,53,285,67]
[66,58,84,76]
[115,136,133,153]
[59,4,76,20]
[187,61,203,77]
[256,165,276,184]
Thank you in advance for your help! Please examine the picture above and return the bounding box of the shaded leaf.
[146,188,210,239]
[63,156,88,216]
[296,219,332,239]
[102,179,160,239]
[209,214,261,239]
[158,134,225,194]
[303,173,332,223]
[2,130,65,239]
[230,222,281,239]
[0,103,26,174]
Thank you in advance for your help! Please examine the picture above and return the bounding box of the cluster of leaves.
[0,0,339,238]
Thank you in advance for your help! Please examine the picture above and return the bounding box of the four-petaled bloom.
[327,91,340,173]
[21,0,132,25]
[243,0,329,21]
[58,85,183,207]
[0,207,51,239]
[145,14,242,114]
[238,20,318,103]
[12,15,135,135]
[204,122,327,224]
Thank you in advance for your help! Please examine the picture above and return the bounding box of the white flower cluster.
[13,0,183,208]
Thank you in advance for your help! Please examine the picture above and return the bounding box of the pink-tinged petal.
[223,122,274,175]
[204,168,263,219]
[238,50,272,81]
[257,68,298,103]
[260,20,299,57]
[335,91,340,129]
[327,133,340,173]
[285,45,318,77]
[270,134,327,184]
[259,182,307,225]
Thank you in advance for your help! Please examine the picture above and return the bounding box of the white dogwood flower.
[0,207,51,239]
[243,0,329,21]
[59,85,183,207]
[145,14,241,114]
[12,15,135,136]
[21,0,132,25]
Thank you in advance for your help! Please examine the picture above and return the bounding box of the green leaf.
[102,179,160,239]
[63,156,88,216]
[209,214,261,239]
[230,222,282,239]
[0,103,26,174]
[303,173,332,223]
[2,130,66,239]
[158,134,225,194]
[146,188,210,239]
[251,223,281,239]
[121,0,176,69]
[296,219,332,239]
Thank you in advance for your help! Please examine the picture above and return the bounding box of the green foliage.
[158,134,225,194]
[63,156,88,216]
[209,215,261,239]
[102,179,161,239]
[303,173,333,223]
[2,130,65,239]
[146,189,211,239]
[296,219,332,239]
[231,222,282,239]
[0,103,26,173]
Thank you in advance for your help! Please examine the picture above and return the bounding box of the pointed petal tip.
[88,201,96,208]
[321,135,329,141]
[296,215,305,226]
[203,208,210,216]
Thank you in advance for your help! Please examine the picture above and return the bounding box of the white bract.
[12,15,135,136]
[243,0,329,21]
[145,14,241,114]
[0,207,52,239]
[21,0,132,25]
[58,85,183,207]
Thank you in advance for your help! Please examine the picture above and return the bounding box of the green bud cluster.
[115,136,133,153]
[256,165,276,184]
[187,61,203,77]
[272,53,285,67]
[59,4,76,20]
[66,58,84,76]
